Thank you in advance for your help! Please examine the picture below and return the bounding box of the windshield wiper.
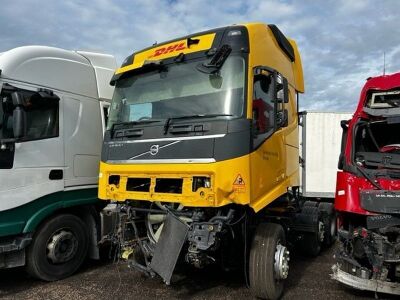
[356,165,383,190]
[112,119,163,131]
[196,45,232,74]
[163,114,232,134]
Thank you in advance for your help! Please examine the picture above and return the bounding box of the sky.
[1,0,399,112]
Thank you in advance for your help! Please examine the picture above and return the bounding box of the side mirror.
[277,109,288,128]
[12,107,26,138]
[276,74,289,103]
[11,92,26,139]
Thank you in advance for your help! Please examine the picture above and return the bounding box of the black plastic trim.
[268,24,295,62]
[360,190,400,214]
[0,145,14,169]
[49,169,63,180]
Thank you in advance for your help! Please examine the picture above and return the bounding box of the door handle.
[49,169,63,180]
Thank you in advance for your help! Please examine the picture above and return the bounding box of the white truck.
[0,46,116,281]
[300,111,353,198]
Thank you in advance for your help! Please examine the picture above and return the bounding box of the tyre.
[298,206,322,257]
[318,202,337,247]
[249,223,289,300]
[26,214,89,281]
[303,200,318,207]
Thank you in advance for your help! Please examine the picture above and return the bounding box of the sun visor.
[115,33,216,75]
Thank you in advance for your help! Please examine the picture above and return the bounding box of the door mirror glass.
[275,73,289,103]
[12,106,26,138]
[11,92,26,139]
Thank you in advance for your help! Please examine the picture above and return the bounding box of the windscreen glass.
[366,90,400,108]
[107,56,245,129]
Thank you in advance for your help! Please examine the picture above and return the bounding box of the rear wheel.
[249,223,289,300]
[318,202,337,247]
[26,214,89,281]
[298,206,323,257]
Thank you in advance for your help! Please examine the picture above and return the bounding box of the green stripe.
[0,188,100,237]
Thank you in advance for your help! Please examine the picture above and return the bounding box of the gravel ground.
[0,245,397,300]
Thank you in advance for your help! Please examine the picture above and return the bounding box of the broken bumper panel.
[331,264,400,295]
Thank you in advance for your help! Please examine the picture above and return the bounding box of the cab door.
[249,68,289,209]
[0,82,64,211]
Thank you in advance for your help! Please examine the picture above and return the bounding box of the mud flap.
[150,213,189,285]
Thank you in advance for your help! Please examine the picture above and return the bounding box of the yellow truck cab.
[99,23,333,300]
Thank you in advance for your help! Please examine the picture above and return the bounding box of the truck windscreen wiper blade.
[196,45,232,74]
[112,119,163,131]
[163,114,233,134]
[356,165,383,190]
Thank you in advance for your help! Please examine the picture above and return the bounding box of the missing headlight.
[192,177,211,192]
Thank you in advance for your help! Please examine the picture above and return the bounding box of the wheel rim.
[46,229,78,264]
[274,243,290,280]
[318,221,325,242]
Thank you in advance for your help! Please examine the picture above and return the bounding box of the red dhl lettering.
[149,42,186,58]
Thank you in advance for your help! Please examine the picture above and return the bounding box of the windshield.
[366,90,400,108]
[107,56,245,129]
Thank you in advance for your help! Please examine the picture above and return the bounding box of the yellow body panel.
[100,23,305,213]
[244,23,301,211]
[99,155,250,208]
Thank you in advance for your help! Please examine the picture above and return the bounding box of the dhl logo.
[116,33,215,75]
[149,42,186,58]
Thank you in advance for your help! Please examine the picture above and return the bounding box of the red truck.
[333,72,400,295]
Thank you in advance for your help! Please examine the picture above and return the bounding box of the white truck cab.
[0,46,116,281]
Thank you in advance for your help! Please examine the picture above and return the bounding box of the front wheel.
[249,223,289,300]
[26,214,89,281]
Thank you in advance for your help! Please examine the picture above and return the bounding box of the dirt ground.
[0,245,396,300]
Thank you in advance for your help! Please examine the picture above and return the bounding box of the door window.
[253,74,275,135]
[1,85,59,141]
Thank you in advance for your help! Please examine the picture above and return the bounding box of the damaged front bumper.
[331,263,400,295]
[100,203,235,285]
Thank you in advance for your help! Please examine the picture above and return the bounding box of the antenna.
[383,51,386,75]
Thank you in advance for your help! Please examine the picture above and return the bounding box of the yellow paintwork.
[116,33,216,74]
[99,155,251,207]
[99,23,304,213]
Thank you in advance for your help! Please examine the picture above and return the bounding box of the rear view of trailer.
[300,111,352,199]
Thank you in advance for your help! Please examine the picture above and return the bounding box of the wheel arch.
[22,198,104,260]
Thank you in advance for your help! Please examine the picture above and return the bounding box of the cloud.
[0,0,399,112]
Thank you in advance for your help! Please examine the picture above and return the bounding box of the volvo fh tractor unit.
[0,46,116,281]
[99,23,335,299]
[333,72,400,295]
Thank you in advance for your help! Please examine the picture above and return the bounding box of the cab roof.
[114,23,304,93]
[0,46,117,101]
[356,72,400,115]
